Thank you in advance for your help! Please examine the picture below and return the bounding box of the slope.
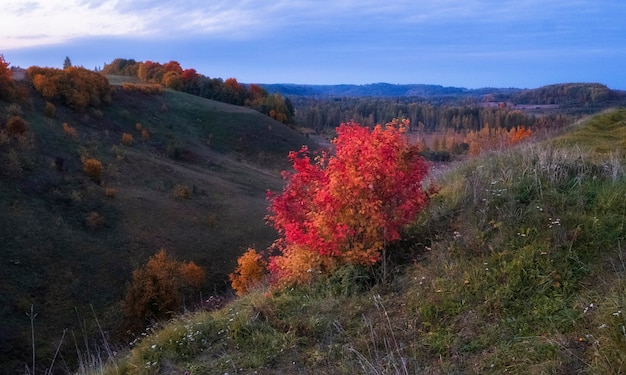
[0,85,318,373]
[99,108,626,374]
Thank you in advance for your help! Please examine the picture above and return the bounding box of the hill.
[95,108,626,374]
[260,82,518,98]
[261,82,626,107]
[0,82,318,373]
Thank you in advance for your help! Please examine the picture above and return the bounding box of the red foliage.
[181,68,198,81]
[267,120,431,285]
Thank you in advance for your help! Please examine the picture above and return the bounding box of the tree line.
[289,96,571,134]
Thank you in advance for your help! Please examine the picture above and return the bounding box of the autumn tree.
[0,55,16,102]
[229,248,268,296]
[122,249,206,334]
[267,119,431,285]
[27,66,111,111]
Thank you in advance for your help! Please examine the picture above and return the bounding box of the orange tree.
[122,249,206,334]
[0,55,16,102]
[266,119,431,286]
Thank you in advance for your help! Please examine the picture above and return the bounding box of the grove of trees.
[101,58,295,124]
[26,66,112,111]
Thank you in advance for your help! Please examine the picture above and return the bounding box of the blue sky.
[2,0,625,89]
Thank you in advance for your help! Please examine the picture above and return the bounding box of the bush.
[62,123,77,138]
[6,116,27,136]
[229,248,268,296]
[85,211,105,230]
[121,132,133,146]
[122,249,206,334]
[82,158,103,179]
[44,101,56,118]
[105,187,116,198]
[172,184,191,199]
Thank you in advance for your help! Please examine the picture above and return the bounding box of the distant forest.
[263,82,625,133]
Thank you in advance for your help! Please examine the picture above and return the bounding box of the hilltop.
[0,76,317,373]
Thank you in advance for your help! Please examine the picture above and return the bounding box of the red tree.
[267,119,431,285]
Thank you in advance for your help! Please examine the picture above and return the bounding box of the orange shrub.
[62,123,77,138]
[122,249,206,333]
[141,128,149,140]
[229,248,268,296]
[121,132,133,146]
[82,158,102,179]
[105,187,116,198]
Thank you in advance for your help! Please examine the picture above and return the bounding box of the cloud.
[1,0,146,49]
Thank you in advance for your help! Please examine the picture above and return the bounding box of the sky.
[2,0,626,89]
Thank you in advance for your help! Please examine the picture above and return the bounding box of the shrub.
[229,248,268,296]
[6,103,22,116]
[44,101,56,118]
[141,128,149,141]
[172,184,191,199]
[121,82,163,95]
[6,116,27,136]
[122,249,206,334]
[121,132,133,146]
[105,187,116,198]
[82,158,103,179]
[85,211,105,230]
[62,123,77,138]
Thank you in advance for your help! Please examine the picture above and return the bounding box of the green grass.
[92,108,626,374]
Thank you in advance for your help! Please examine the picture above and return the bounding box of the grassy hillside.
[0,84,317,373]
[95,108,626,374]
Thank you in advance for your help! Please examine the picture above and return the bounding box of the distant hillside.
[260,82,521,98]
[261,82,626,106]
[0,81,317,373]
